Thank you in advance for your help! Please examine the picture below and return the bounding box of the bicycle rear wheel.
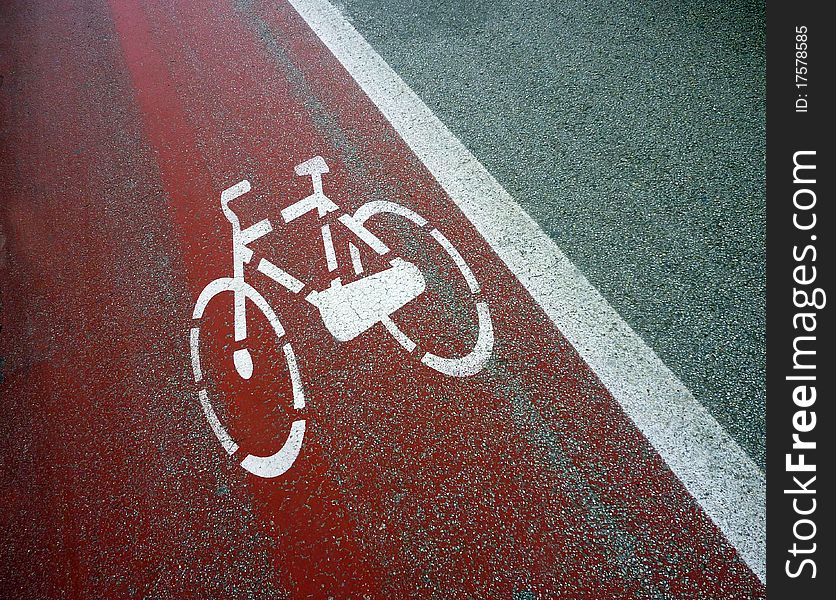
[352,201,493,377]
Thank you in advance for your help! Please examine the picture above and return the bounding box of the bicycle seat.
[294,156,329,177]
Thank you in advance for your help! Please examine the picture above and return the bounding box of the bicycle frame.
[192,155,493,478]
[220,157,427,377]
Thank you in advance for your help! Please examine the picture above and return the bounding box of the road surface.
[0,0,765,597]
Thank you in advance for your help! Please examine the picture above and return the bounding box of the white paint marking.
[321,223,338,271]
[349,242,364,275]
[337,213,389,255]
[421,301,492,377]
[193,277,286,340]
[198,389,239,455]
[353,199,427,227]
[240,419,306,478]
[282,343,306,410]
[281,192,339,222]
[430,228,480,294]
[351,199,492,373]
[240,218,273,249]
[220,179,250,206]
[287,0,765,581]
[379,315,416,352]
[257,258,305,293]
[233,348,254,380]
[306,257,426,342]
[189,327,203,383]
[283,157,338,220]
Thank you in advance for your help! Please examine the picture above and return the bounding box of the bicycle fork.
[220,180,274,379]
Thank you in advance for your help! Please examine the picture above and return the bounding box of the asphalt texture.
[0,0,766,596]
[335,0,766,469]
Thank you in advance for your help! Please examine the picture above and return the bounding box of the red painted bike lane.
[0,0,764,597]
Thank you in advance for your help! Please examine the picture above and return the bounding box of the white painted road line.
[288,0,766,581]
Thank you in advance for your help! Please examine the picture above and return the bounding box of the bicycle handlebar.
[221,180,251,209]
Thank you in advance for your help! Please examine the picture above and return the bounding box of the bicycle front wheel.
[190,277,306,478]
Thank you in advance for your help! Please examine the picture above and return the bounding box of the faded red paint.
[0,0,764,597]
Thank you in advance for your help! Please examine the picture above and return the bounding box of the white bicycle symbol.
[190,157,493,478]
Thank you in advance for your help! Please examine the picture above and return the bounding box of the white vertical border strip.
[286,0,765,582]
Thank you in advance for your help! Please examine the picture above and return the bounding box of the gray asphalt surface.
[336,0,766,469]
